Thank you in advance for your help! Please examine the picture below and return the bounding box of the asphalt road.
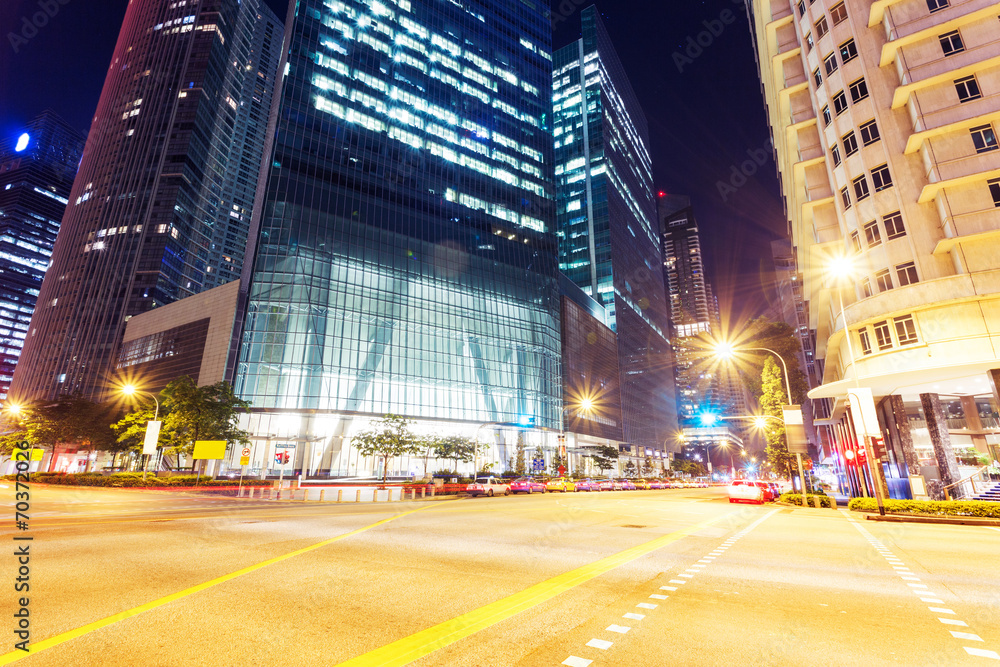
[1,484,998,666]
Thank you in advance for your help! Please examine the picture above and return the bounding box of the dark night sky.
[0,0,785,327]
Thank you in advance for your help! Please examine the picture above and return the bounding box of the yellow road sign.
[192,440,227,460]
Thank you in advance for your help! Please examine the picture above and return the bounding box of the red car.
[575,478,600,492]
[596,478,623,491]
[509,477,546,494]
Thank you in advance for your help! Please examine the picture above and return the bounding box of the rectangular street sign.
[29,448,44,461]
[239,456,250,466]
[142,420,161,456]
[192,440,227,460]
[782,405,808,454]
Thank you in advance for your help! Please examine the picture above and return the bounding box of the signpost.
[192,440,227,485]
[782,404,809,495]
[531,456,544,473]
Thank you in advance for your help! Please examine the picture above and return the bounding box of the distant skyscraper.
[0,112,85,401]
[660,195,710,338]
[659,197,744,423]
[10,0,282,402]
[553,5,676,452]
[231,0,561,473]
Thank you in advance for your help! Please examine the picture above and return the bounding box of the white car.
[728,479,765,504]
[466,476,511,497]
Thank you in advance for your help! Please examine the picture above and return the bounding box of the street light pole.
[718,346,807,497]
[122,386,160,480]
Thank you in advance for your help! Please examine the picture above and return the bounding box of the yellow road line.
[335,511,735,667]
[0,504,435,665]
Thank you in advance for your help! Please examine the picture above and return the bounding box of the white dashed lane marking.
[842,510,998,661]
[560,509,780,667]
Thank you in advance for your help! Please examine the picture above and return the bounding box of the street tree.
[514,432,526,476]
[642,456,654,477]
[352,414,423,483]
[111,377,251,468]
[433,435,481,472]
[15,395,121,468]
[591,444,619,475]
[758,357,795,481]
[623,460,637,477]
[671,457,706,477]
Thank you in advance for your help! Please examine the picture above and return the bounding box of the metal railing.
[943,465,992,500]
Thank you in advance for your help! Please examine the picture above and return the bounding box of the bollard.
[248,487,254,499]
[373,489,380,502]
[430,486,435,498]
[337,489,343,503]
[302,489,308,502]
[421,487,425,499]
[396,488,402,501]
[356,489,361,503]
[319,489,326,502]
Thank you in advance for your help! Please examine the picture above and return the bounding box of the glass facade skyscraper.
[552,6,675,451]
[0,112,85,401]
[234,0,561,450]
[10,0,283,402]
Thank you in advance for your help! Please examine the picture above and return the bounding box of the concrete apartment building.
[746,0,1000,499]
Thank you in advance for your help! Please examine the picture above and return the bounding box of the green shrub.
[848,497,1000,518]
[779,492,833,508]
[5,472,269,488]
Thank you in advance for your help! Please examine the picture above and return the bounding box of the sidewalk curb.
[863,513,1000,527]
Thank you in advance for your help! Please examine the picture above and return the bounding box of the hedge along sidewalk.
[849,497,1000,525]
[777,492,835,509]
[2,472,271,488]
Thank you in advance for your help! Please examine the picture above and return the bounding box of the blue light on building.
[14,134,30,153]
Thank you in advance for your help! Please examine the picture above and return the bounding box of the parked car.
[575,478,600,492]
[597,478,624,491]
[545,477,576,493]
[767,482,782,500]
[509,477,546,494]
[466,476,511,497]
[647,479,665,489]
[634,479,651,490]
[620,479,636,490]
[728,479,765,504]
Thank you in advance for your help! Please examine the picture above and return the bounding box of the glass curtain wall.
[236,0,561,432]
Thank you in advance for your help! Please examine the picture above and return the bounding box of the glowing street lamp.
[121,384,160,480]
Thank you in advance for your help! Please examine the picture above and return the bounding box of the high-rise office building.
[10,0,282,403]
[659,197,714,423]
[0,112,85,402]
[232,0,561,474]
[206,4,284,289]
[747,0,1000,496]
[552,6,676,453]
